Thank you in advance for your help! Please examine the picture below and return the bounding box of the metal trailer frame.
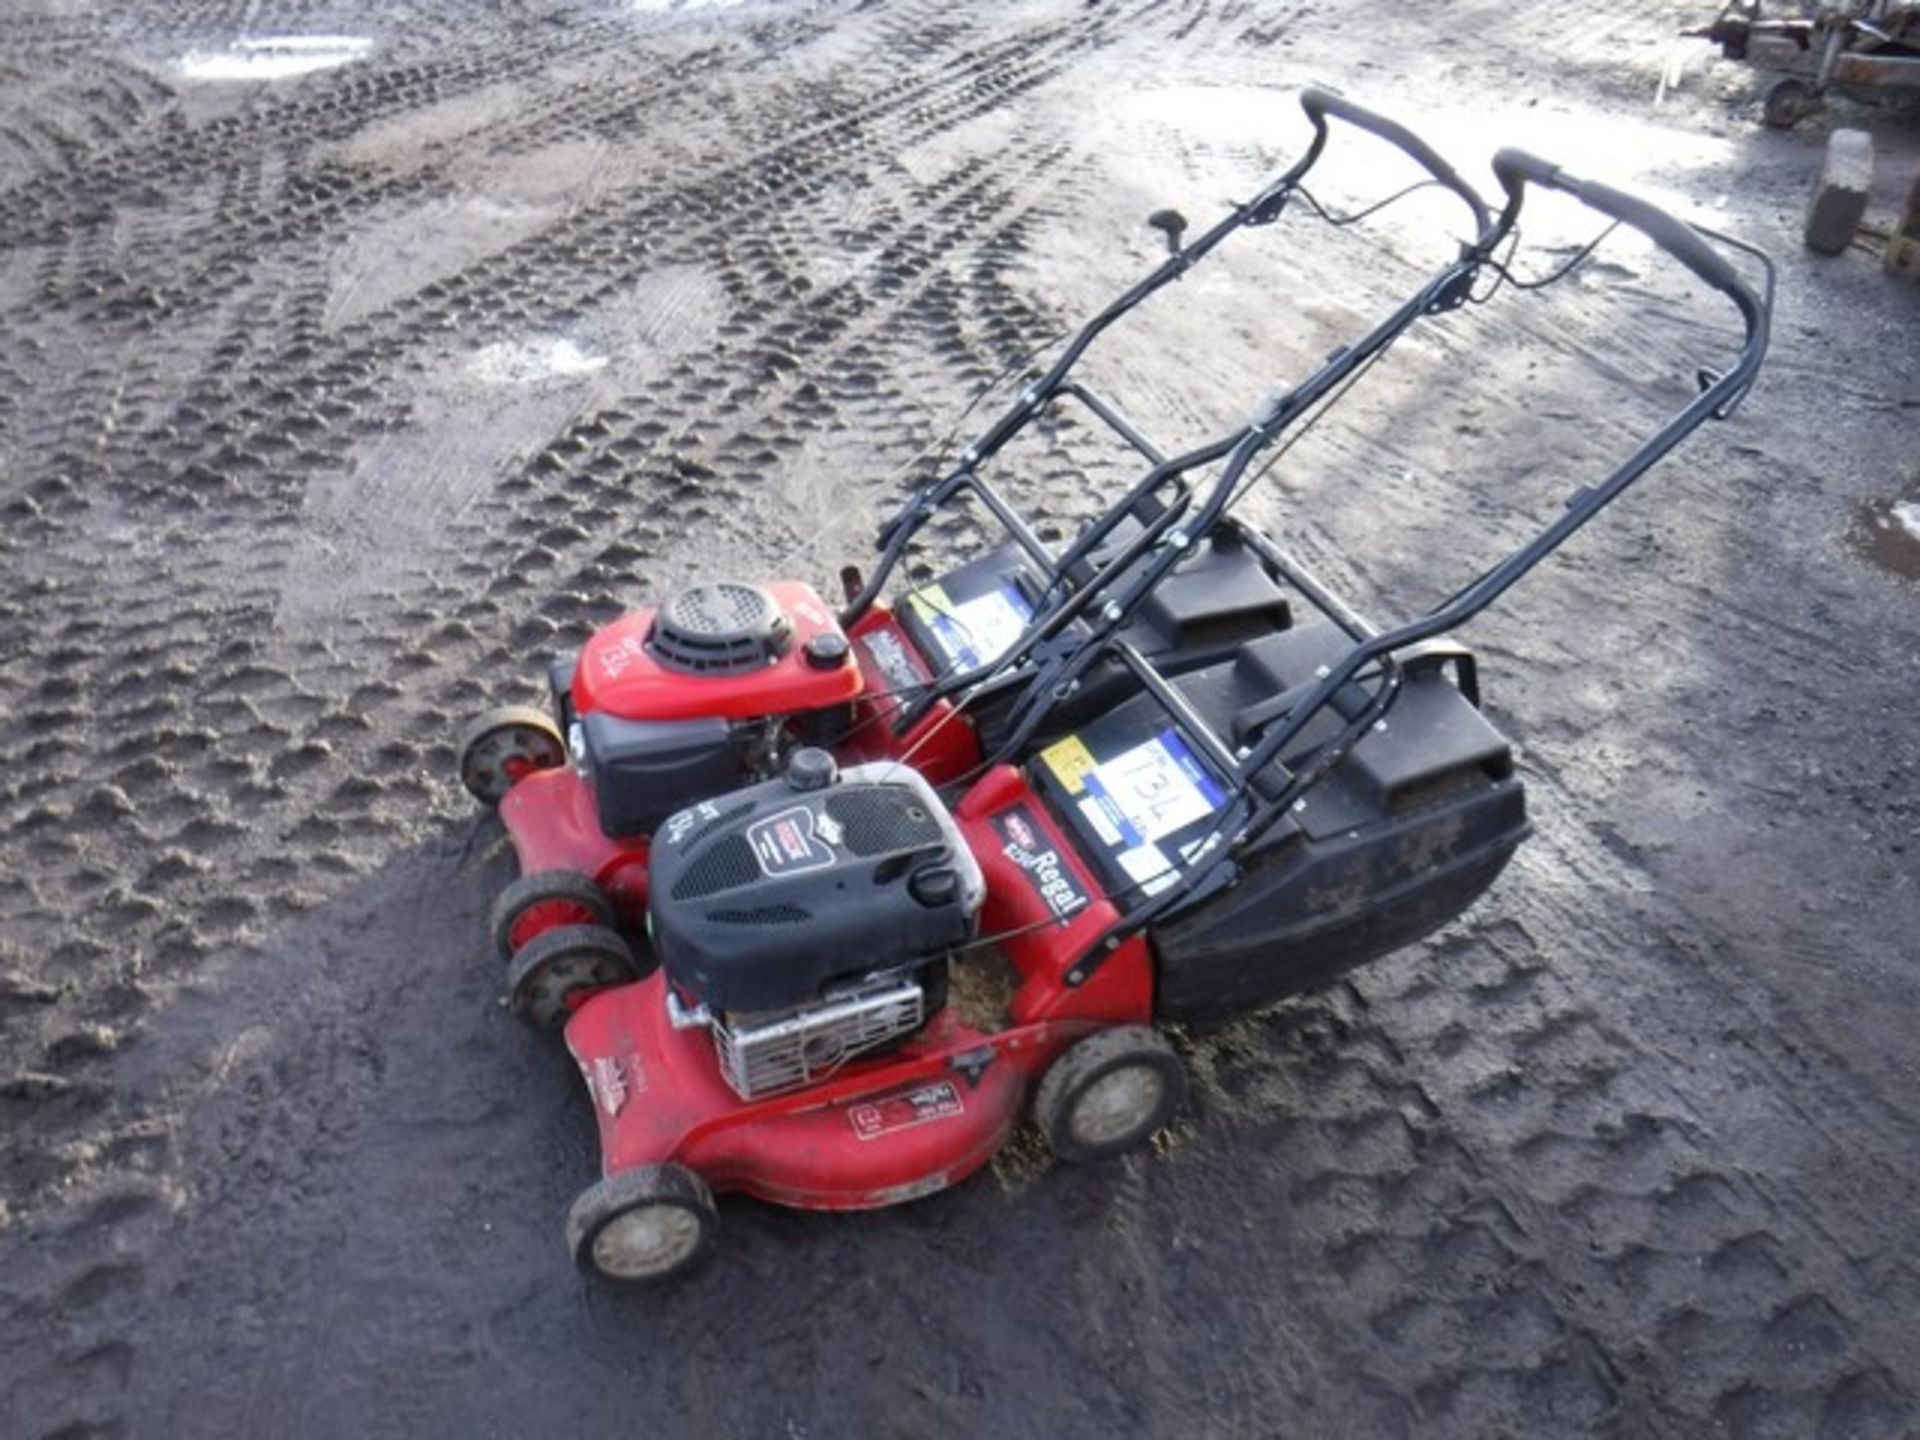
[1693,1,1920,125]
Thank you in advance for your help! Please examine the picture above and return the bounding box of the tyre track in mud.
[1181,253,1920,1428]
[4,2,1920,1438]
[0,10,646,455]
[0,9,1137,1435]
[0,9,629,230]
[0,58,174,191]
[0,5,1097,584]
[0,0,1108,445]
[0,2,1059,1013]
[0,7,1094,513]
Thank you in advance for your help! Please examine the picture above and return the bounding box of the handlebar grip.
[1300,86,1492,239]
[1491,147,1761,328]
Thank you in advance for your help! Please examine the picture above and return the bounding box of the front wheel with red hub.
[490,870,617,963]
[567,1164,718,1284]
[458,705,565,806]
[506,923,637,1031]
[1034,1026,1187,1164]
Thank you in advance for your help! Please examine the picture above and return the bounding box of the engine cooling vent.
[708,905,811,925]
[649,582,792,675]
[825,788,944,857]
[670,833,761,901]
[713,977,924,1100]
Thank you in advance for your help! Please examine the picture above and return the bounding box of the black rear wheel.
[567,1164,718,1284]
[458,705,565,806]
[1762,77,1818,129]
[1035,1026,1186,1164]
[490,870,616,963]
[506,923,636,1031]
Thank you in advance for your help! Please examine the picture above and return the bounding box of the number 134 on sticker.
[1086,730,1225,844]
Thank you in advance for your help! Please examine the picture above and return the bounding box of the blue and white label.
[1116,841,1179,897]
[1081,728,1226,847]
[920,581,1033,670]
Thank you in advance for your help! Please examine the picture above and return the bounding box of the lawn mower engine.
[647,752,985,1100]
[561,580,864,838]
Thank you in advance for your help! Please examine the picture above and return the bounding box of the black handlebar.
[1491,147,1764,336]
[1300,86,1494,241]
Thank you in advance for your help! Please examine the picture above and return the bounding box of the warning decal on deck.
[860,625,927,697]
[580,1052,643,1117]
[848,1080,965,1140]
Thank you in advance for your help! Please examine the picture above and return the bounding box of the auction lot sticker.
[1082,728,1226,846]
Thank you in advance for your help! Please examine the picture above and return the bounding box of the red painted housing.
[500,768,653,920]
[842,604,982,785]
[572,581,863,721]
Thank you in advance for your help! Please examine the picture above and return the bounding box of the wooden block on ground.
[1805,128,1874,256]
[1885,233,1920,281]
[1886,169,1920,281]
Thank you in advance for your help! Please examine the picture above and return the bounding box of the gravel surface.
[3,2,1919,1437]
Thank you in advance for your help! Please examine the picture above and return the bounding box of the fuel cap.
[803,632,851,670]
[786,747,837,792]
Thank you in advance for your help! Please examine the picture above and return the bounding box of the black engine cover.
[649,763,980,1013]
[580,710,740,839]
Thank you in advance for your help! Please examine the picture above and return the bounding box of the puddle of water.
[468,337,609,385]
[1850,497,1920,581]
[176,36,372,82]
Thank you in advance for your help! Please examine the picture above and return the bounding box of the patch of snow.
[1891,500,1920,543]
[176,37,372,83]
[468,337,609,385]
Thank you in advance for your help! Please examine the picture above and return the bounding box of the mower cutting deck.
[457,88,1772,1283]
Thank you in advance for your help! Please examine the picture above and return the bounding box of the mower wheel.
[1761,77,1817,129]
[491,870,617,963]
[506,923,635,1031]
[1035,1026,1187,1165]
[458,705,565,806]
[567,1164,717,1284]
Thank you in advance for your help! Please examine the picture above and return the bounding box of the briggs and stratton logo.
[747,805,834,876]
[991,804,1088,919]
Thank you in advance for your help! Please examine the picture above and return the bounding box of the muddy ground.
[3,1,1919,1436]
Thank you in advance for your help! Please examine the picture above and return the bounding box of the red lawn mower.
[457,92,1771,1283]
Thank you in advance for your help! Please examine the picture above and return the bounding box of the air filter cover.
[648,582,793,675]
